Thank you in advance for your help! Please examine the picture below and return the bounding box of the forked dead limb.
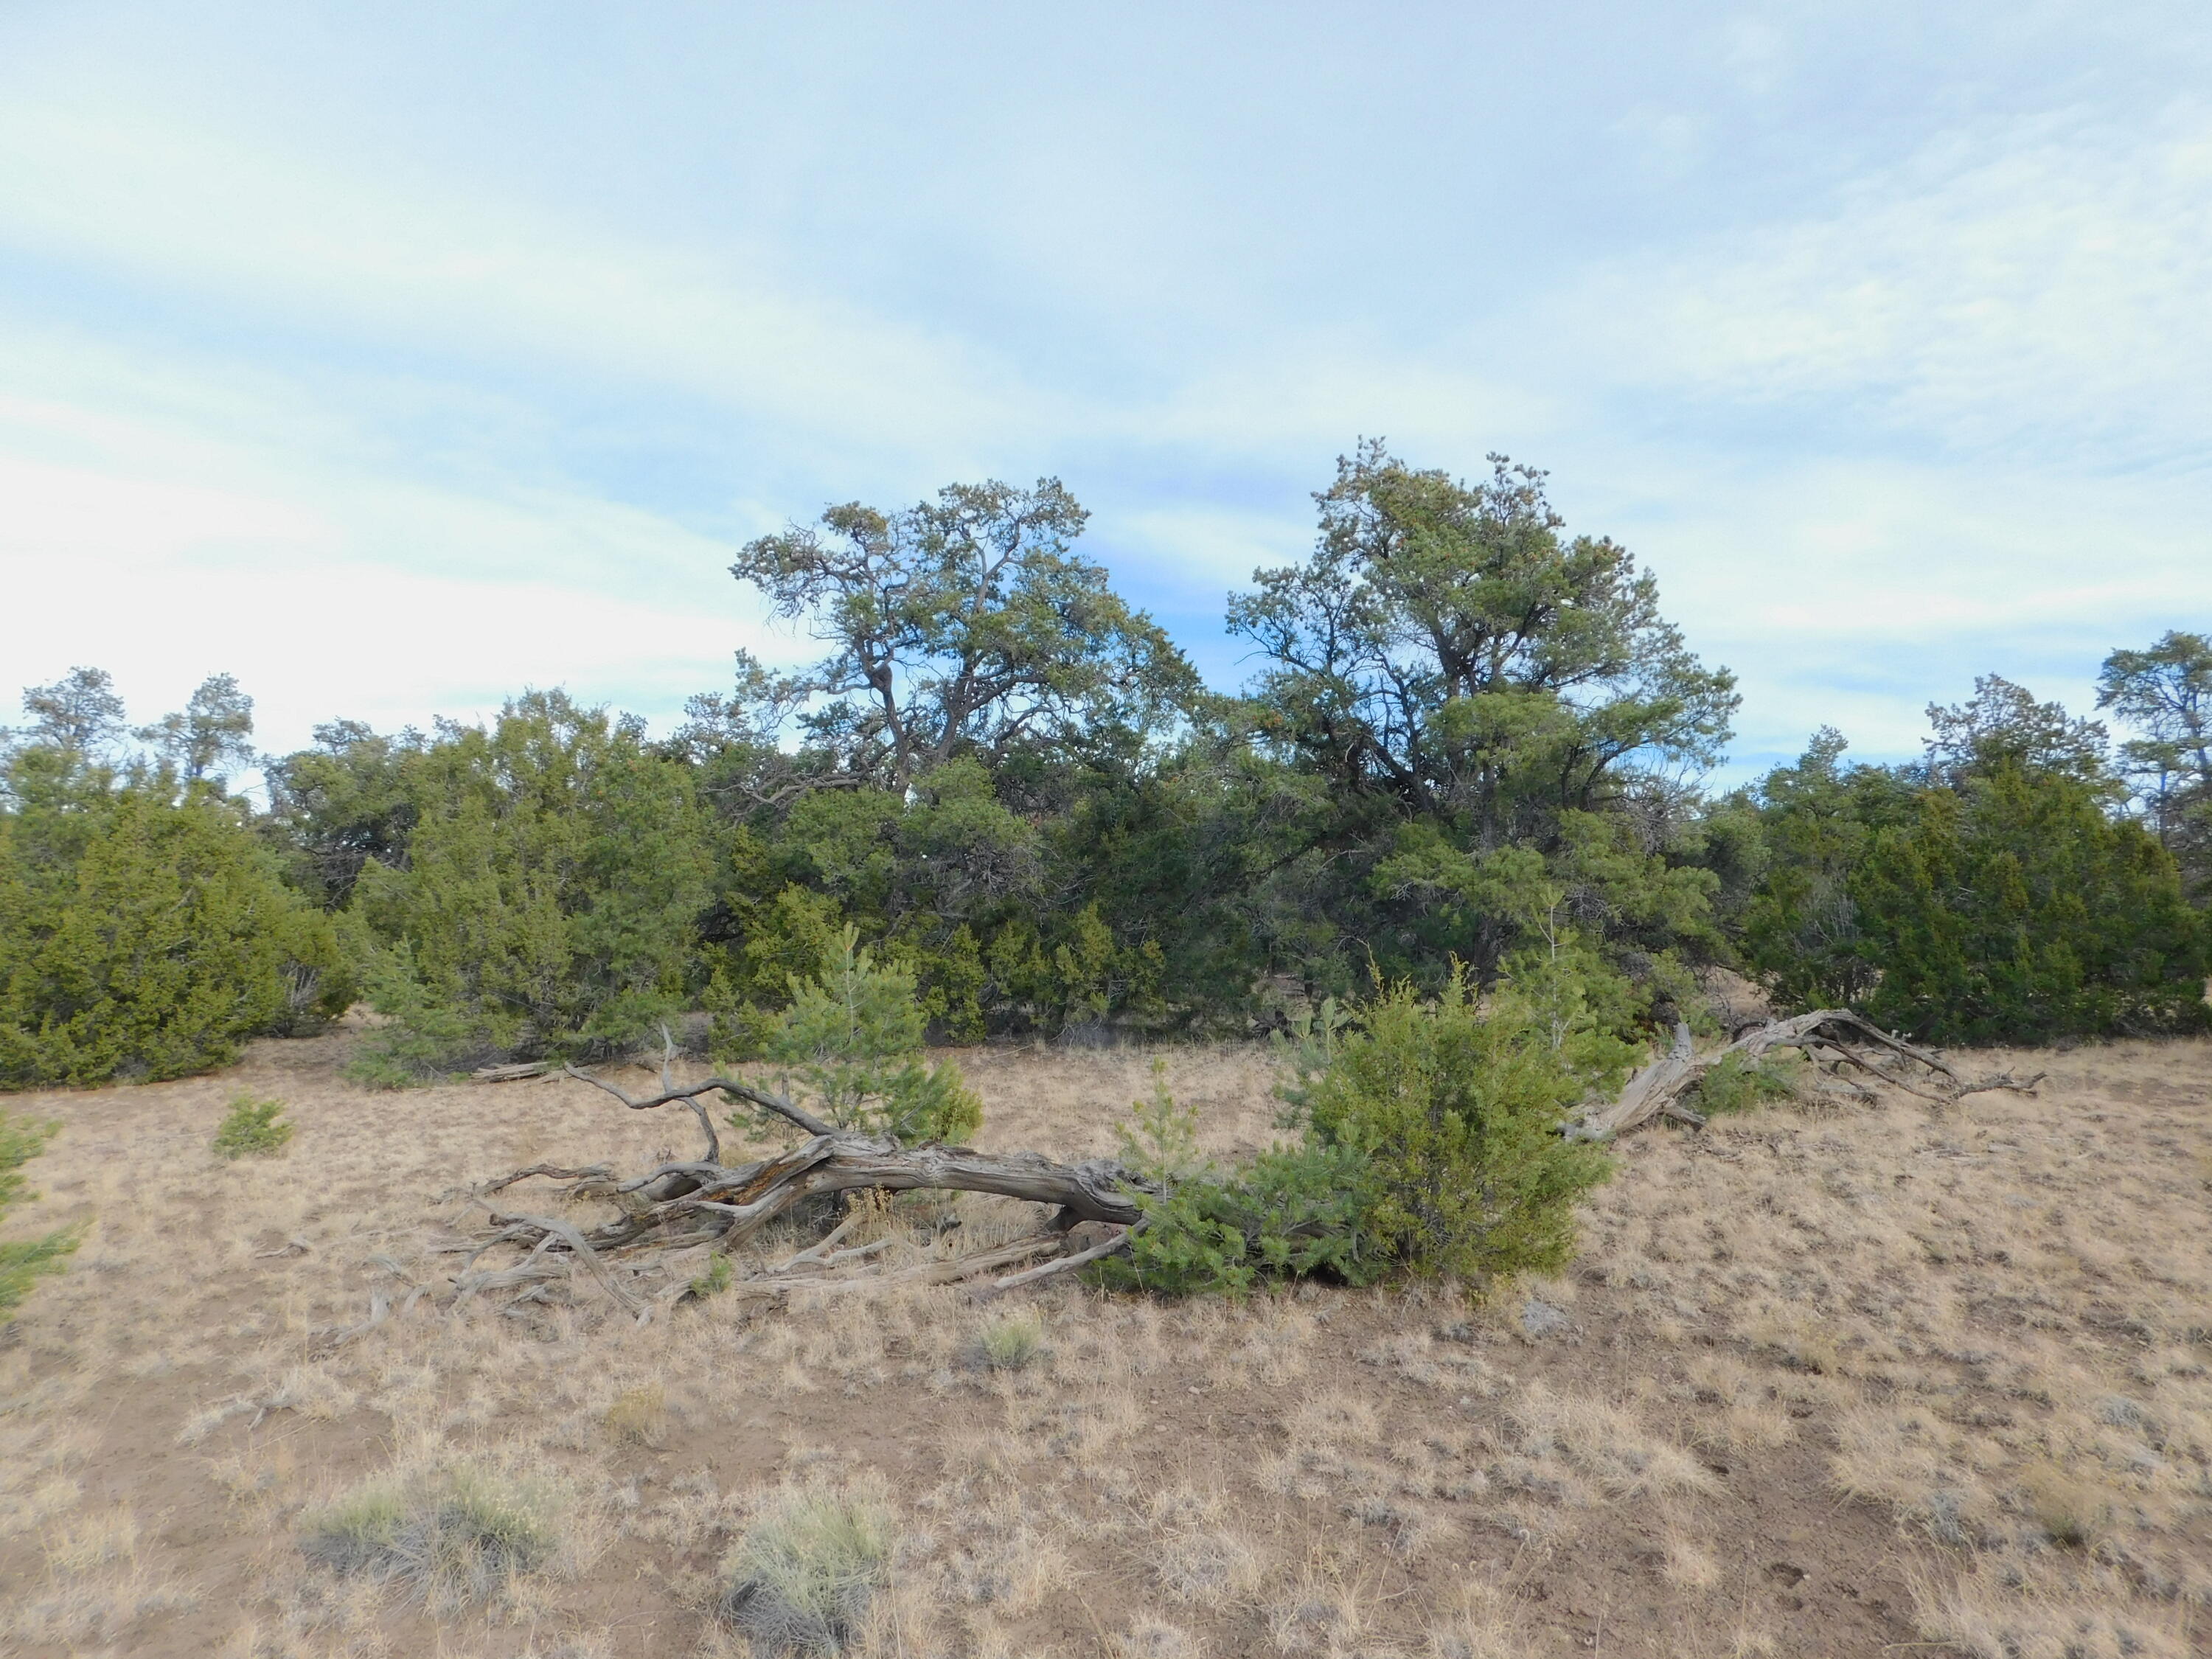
[1564,1009,2040,1141]
[560,1026,836,1164]
[452,1054,1152,1321]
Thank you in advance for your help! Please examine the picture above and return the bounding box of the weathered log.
[470,1060,555,1082]
[452,1044,1152,1321]
[1563,1009,2041,1142]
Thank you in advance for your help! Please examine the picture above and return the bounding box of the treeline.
[3,445,2208,1091]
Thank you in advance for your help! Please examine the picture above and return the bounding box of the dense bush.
[1,751,349,1088]
[1103,957,1627,1297]
[1745,678,2211,1045]
[346,691,712,1080]
[1298,970,1621,1284]
[1853,762,2208,1043]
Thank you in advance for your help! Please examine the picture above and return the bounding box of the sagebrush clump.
[299,1458,566,1609]
[720,1475,900,1654]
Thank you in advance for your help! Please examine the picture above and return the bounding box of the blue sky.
[2,1,2208,781]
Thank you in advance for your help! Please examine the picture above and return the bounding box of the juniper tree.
[1227,442,1738,1004]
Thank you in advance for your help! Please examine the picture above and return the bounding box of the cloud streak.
[0,1,2206,778]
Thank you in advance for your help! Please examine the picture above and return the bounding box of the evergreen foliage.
[1298,970,1621,1284]
[5,455,2206,1108]
[346,691,712,1079]
[1226,444,1739,1001]
[2099,631,2212,899]
[1096,1065,1380,1295]
[212,1093,295,1158]
[748,928,982,1144]
[1852,761,2208,1043]
[1745,674,2210,1044]
[1,747,349,1088]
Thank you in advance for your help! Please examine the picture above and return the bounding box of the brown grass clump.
[0,1020,2205,1655]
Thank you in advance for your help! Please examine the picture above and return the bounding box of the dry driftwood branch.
[470,1060,555,1083]
[451,1046,1151,1318]
[561,1033,837,1163]
[1564,1009,2031,1142]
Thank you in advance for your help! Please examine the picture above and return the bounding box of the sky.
[2,0,2208,782]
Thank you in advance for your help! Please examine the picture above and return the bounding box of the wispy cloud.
[1,4,2207,776]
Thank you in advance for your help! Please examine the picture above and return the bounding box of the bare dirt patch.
[1,1027,2207,1657]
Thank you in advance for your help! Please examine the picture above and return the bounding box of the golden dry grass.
[0,1022,2205,1657]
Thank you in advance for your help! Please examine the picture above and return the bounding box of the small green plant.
[690,1253,735,1298]
[738,928,983,1145]
[299,1458,563,1609]
[1096,1065,1380,1297]
[1691,1051,1801,1116]
[973,1310,1046,1371]
[1301,969,1616,1287]
[212,1093,293,1158]
[720,1475,900,1654]
[1,1110,80,1320]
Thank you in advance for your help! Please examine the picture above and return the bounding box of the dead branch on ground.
[1563,1009,2045,1142]
[443,1054,1150,1324]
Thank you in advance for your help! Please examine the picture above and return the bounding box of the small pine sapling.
[213,1093,294,1159]
[1097,1063,1380,1296]
[742,927,982,1144]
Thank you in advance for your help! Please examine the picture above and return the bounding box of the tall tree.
[1922,674,2111,790]
[2098,630,2212,896]
[137,673,257,783]
[9,667,128,759]
[727,479,1199,796]
[1228,443,1738,990]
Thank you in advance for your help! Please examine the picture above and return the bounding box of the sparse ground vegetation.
[0,1024,2205,1655]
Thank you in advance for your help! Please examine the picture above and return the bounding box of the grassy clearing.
[0,1029,2205,1655]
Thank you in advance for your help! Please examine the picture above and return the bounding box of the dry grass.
[0,1020,2206,1655]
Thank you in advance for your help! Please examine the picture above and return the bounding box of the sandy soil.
[0,1026,2207,1658]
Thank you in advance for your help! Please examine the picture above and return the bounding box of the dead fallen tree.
[442,1058,1148,1322]
[1562,1008,2046,1141]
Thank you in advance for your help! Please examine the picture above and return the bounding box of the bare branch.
[563,1062,835,1140]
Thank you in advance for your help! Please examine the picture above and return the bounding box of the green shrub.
[1094,1066,1380,1297]
[1853,761,2210,1044]
[0,762,349,1089]
[0,1109,79,1320]
[689,1253,734,1298]
[742,928,981,1144]
[1691,1051,1800,1116]
[299,1458,564,1608]
[720,1475,899,1654]
[345,691,711,1077]
[1300,970,1617,1287]
[212,1093,293,1159]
